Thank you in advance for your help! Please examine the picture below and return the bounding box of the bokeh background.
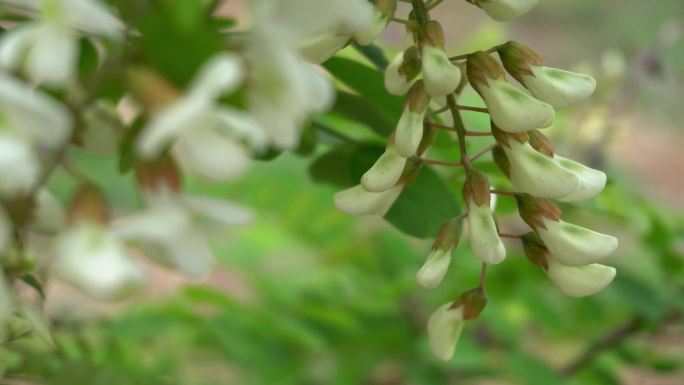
[3,1,684,384]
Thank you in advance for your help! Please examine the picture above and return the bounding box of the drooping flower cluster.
[330,0,618,361]
[0,0,378,342]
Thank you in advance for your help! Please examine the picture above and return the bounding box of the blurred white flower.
[54,223,146,301]
[114,192,253,279]
[427,303,465,361]
[0,74,72,198]
[136,54,267,182]
[334,184,402,216]
[299,32,351,64]
[474,0,539,22]
[0,0,122,87]
[546,258,616,298]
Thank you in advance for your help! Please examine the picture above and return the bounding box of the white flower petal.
[354,11,389,46]
[334,184,402,216]
[480,78,554,133]
[538,219,618,266]
[173,128,251,181]
[467,201,506,264]
[162,228,215,279]
[0,23,39,71]
[299,32,350,64]
[384,51,414,96]
[422,45,461,98]
[136,95,210,158]
[416,248,453,289]
[26,23,78,87]
[361,145,407,192]
[395,109,425,157]
[427,303,465,361]
[54,224,146,301]
[62,0,124,39]
[556,156,607,202]
[522,65,596,109]
[179,194,254,226]
[0,135,40,198]
[546,258,616,297]
[479,0,539,22]
[505,141,579,199]
[213,106,268,151]
[189,53,244,99]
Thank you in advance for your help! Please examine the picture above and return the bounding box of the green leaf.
[323,57,403,120]
[309,144,383,188]
[21,275,45,299]
[329,91,395,136]
[385,166,461,239]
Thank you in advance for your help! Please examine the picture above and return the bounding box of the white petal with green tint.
[422,45,461,97]
[522,65,596,109]
[479,78,554,133]
[556,156,607,202]
[546,258,616,297]
[479,0,539,22]
[384,52,414,96]
[416,248,453,289]
[299,32,350,64]
[361,145,407,192]
[334,184,402,216]
[467,201,506,264]
[427,303,465,361]
[538,219,618,266]
[394,108,425,157]
[505,141,579,199]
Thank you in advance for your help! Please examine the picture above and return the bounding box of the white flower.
[477,78,554,133]
[477,0,539,22]
[334,184,402,216]
[537,219,619,266]
[0,0,122,87]
[114,192,253,279]
[299,32,351,64]
[384,51,416,96]
[0,135,41,197]
[556,156,607,202]
[354,0,396,46]
[546,258,616,298]
[361,144,406,192]
[503,140,579,199]
[136,54,267,182]
[427,303,465,361]
[54,223,146,301]
[519,65,596,109]
[467,201,506,264]
[31,189,67,234]
[422,45,462,97]
[416,248,453,289]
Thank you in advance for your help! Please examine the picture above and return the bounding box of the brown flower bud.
[451,287,488,320]
[405,80,431,112]
[399,46,422,82]
[497,41,544,85]
[422,20,445,49]
[491,122,529,148]
[527,129,555,157]
[68,184,109,224]
[432,216,464,253]
[466,51,506,92]
[515,194,562,230]
[463,169,491,207]
[521,231,549,270]
[128,67,181,117]
[492,145,511,178]
[135,155,182,194]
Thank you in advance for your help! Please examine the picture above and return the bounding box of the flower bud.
[467,52,554,133]
[427,303,465,361]
[395,81,430,157]
[491,145,511,177]
[355,0,397,45]
[536,218,618,266]
[521,231,548,269]
[515,194,562,230]
[135,155,182,194]
[494,126,579,199]
[361,142,407,192]
[464,171,506,264]
[416,217,463,289]
[546,258,616,297]
[384,47,421,96]
[68,183,109,225]
[469,0,539,22]
[334,184,403,216]
[420,22,461,97]
[499,41,596,109]
[54,223,146,301]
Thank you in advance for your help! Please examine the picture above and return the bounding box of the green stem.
[411,0,430,26]
[446,94,472,171]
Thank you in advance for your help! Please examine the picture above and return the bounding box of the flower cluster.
[331,0,618,361]
[0,0,378,342]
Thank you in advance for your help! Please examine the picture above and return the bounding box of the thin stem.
[391,17,418,26]
[479,263,488,288]
[420,159,464,167]
[465,131,493,137]
[430,105,450,116]
[449,45,504,62]
[446,94,471,170]
[456,105,489,114]
[469,144,495,162]
[490,189,519,197]
[410,0,430,25]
